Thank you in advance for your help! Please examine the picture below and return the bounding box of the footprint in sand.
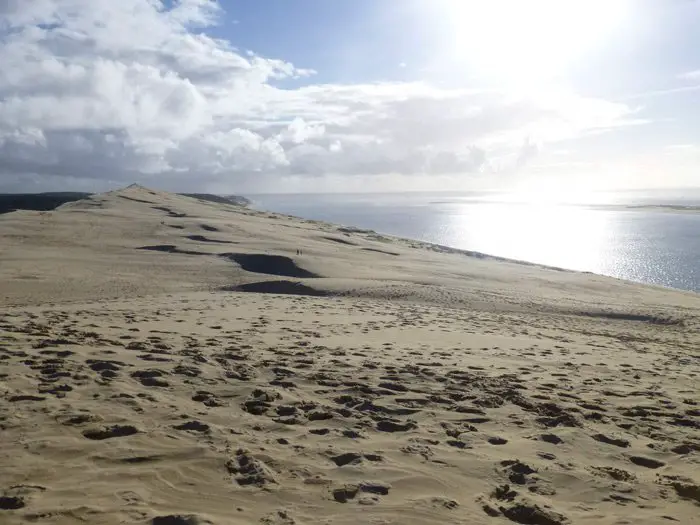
[0,496,25,510]
[151,515,214,525]
[628,455,665,469]
[131,369,170,387]
[173,420,210,433]
[82,424,140,440]
[226,449,277,487]
[592,433,630,448]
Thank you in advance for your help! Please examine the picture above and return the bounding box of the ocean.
[248,189,700,293]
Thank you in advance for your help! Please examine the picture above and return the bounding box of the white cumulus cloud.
[678,69,700,81]
[0,0,639,192]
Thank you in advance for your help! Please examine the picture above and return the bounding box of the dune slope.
[1,186,698,525]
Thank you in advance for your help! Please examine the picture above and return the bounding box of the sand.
[1,185,698,525]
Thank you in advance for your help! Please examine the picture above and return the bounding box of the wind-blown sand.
[1,185,698,525]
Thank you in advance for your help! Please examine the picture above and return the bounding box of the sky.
[0,0,699,195]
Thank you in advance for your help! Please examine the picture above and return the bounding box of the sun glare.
[437,0,630,86]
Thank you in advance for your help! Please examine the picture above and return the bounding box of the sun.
[435,0,630,86]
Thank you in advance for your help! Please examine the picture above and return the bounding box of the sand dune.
[1,185,698,525]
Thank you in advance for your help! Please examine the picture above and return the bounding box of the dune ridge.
[0,185,698,525]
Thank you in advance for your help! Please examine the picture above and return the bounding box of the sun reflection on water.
[441,203,614,273]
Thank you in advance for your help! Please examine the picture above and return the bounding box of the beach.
[1,185,699,525]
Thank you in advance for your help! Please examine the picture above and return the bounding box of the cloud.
[0,0,639,192]
[516,139,539,169]
[627,69,700,101]
[678,69,700,81]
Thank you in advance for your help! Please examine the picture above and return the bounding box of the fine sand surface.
[1,185,699,525]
